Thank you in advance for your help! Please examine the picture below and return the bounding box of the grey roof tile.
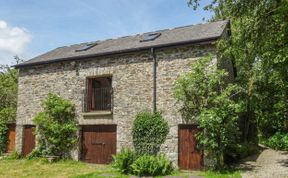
[16,20,229,67]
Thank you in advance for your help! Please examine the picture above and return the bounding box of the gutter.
[13,36,220,68]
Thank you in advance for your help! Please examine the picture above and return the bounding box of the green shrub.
[112,148,137,174]
[264,132,288,151]
[132,112,169,155]
[26,146,52,160]
[33,93,78,158]
[27,149,42,160]
[131,154,174,176]
[0,122,8,154]
[5,150,22,160]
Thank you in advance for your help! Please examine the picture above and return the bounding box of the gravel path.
[239,148,288,178]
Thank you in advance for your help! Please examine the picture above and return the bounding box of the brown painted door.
[179,125,203,170]
[7,124,16,152]
[82,125,116,164]
[22,125,35,156]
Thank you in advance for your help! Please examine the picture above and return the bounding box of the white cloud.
[0,20,31,54]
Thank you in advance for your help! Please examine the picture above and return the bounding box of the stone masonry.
[15,43,233,164]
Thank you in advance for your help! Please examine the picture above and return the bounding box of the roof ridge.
[79,20,228,46]
[173,20,228,30]
[69,20,228,47]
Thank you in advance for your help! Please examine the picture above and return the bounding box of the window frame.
[85,75,113,112]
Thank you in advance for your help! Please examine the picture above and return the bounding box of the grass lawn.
[0,159,109,178]
[0,159,241,178]
[199,170,242,178]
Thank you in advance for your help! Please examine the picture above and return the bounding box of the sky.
[0,0,212,66]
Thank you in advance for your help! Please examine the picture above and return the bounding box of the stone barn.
[14,20,234,170]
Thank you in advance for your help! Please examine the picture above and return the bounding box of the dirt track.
[239,148,288,178]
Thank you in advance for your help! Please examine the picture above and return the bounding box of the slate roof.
[15,20,229,68]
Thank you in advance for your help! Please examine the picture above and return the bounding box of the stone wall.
[15,43,227,164]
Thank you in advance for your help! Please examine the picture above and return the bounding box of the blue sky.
[0,0,212,65]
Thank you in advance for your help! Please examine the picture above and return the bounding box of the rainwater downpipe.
[151,48,157,113]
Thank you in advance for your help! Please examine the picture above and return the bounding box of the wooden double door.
[81,125,116,164]
[178,125,203,170]
[22,125,36,156]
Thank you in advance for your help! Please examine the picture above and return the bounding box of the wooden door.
[82,125,116,164]
[178,125,203,170]
[22,125,35,156]
[7,124,16,152]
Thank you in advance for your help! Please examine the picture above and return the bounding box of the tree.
[188,0,288,140]
[174,55,242,169]
[0,56,20,153]
[0,65,18,123]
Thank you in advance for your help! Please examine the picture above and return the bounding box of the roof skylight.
[140,32,161,42]
[75,42,97,52]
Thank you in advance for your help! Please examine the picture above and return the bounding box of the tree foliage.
[0,58,19,154]
[0,65,18,123]
[188,0,288,139]
[174,55,242,169]
[0,122,8,154]
[33,93,78,158]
